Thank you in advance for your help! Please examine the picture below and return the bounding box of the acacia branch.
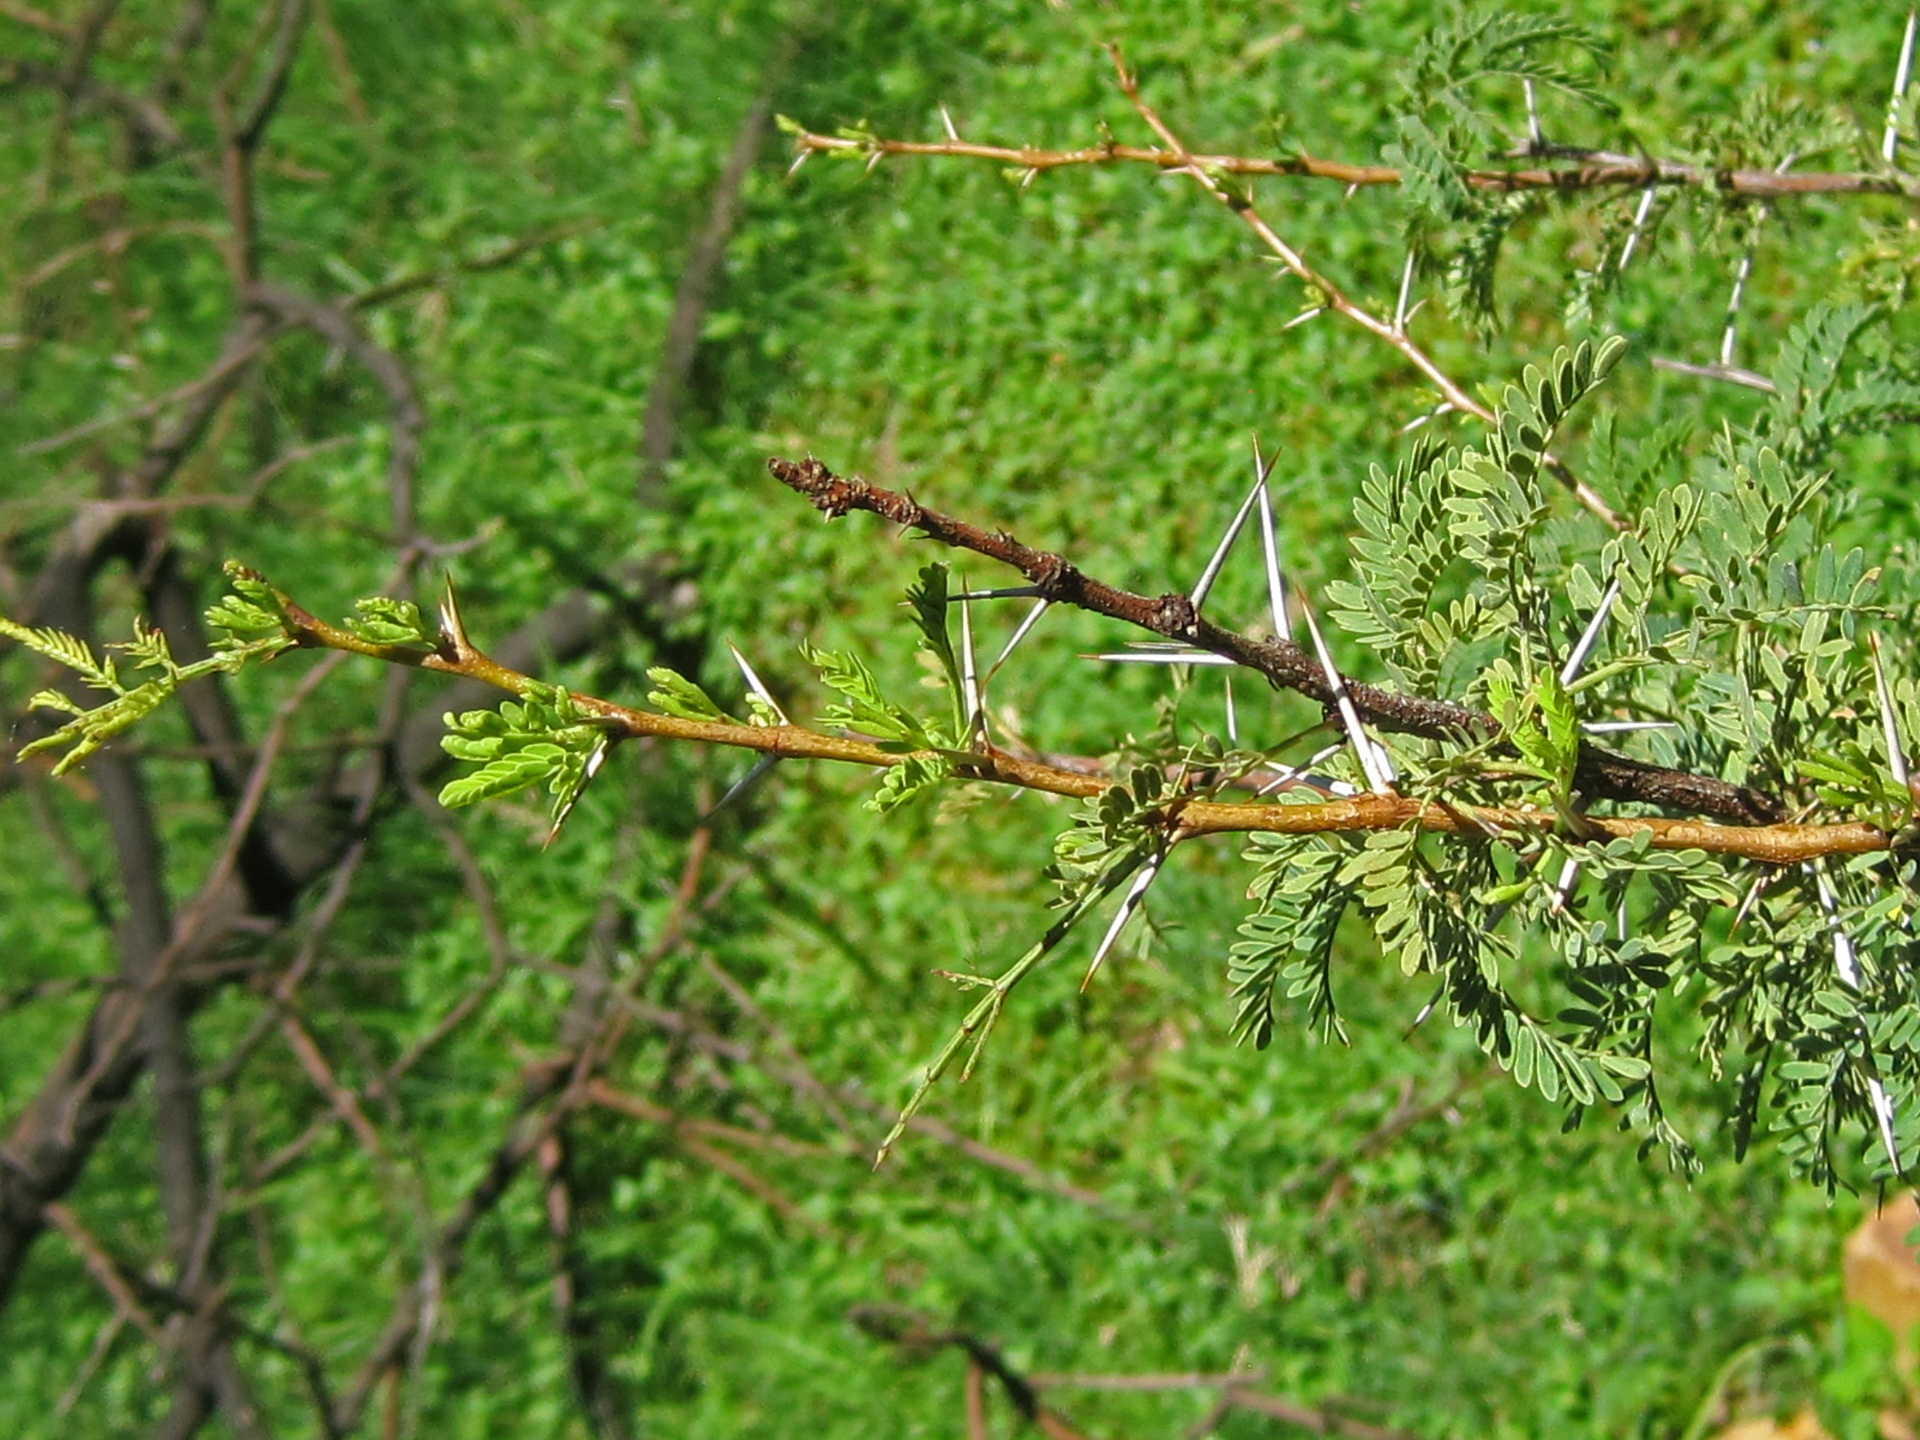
[764,454,1780,826]
[789,129,1919,202]
[262,551,1892,865]
[1097,47,1624,531]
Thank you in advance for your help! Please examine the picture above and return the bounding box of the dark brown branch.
[766,455,1782,825]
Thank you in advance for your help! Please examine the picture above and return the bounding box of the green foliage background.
[3,2,1920,1436]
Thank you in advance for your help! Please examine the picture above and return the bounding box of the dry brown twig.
[787,128,1919,201]
[789,46,1917,536]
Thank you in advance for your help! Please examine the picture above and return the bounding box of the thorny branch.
[787,130,1920,202]
[256,537,1896,864]
[764,455,1781,825]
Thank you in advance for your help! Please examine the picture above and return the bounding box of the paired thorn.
[1812,862,1903,1176]
[1617,184,1657,273]
[1296,588,1394,794]
[1282,306,1323,331]
[1253,439,1291,644]
[1392,250,1416,334]
[703,753,780,822]
[957,576,984,744]
[1398,401,1455,435]
[1087,644,1236,667]
[437,572,472,656]
[987,598,1050,682]
[1191,448,1277,612]
[704,642,791,823]
[1081,853,1164,992]
[1870,634,1910,793]
[1481,570,1627,922]
[1560,579,1620,687]
[729,641,790,725]
[1886,10,1919,164]
[1254,741,1353,798]
[544,736,613,849]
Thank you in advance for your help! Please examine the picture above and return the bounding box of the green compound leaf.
[646,667,731,724]
[346,596,438,649]
[0,616,121,693]
[437,683,610,833]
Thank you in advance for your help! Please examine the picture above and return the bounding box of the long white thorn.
[1548,855,1581,916]
[1255,742,1345,795]
[1297,588,1394,794]
[1523,77,1543,148]
[1730,873,1768,933]
[1560,579,1620,686]
[545,736,613,848]
[957,579,982,743]
[1081,854,1163,991]
[1282,306,1324,331]
[1871,633,1909,791]
[728,641,789,724]
[1580,720,1676,734]
[1886,10,1918,164]
[987,598,1049,680]
[1191,460,1270,612]
[1398,401,1455,436]
[1813,866,1860,987]
[1404,980,1445,1038]
[1617,184,1657,272]
[1812,862,1901,1177]
[1086,648,1238,667]
[1254,456,1290,644]
[940,104,960,142]
[704,753,780,821]
[955,585,1046,600]
[1224,674,1238,746]
[1720,245,1756,369]
[1393,250,1416,334]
